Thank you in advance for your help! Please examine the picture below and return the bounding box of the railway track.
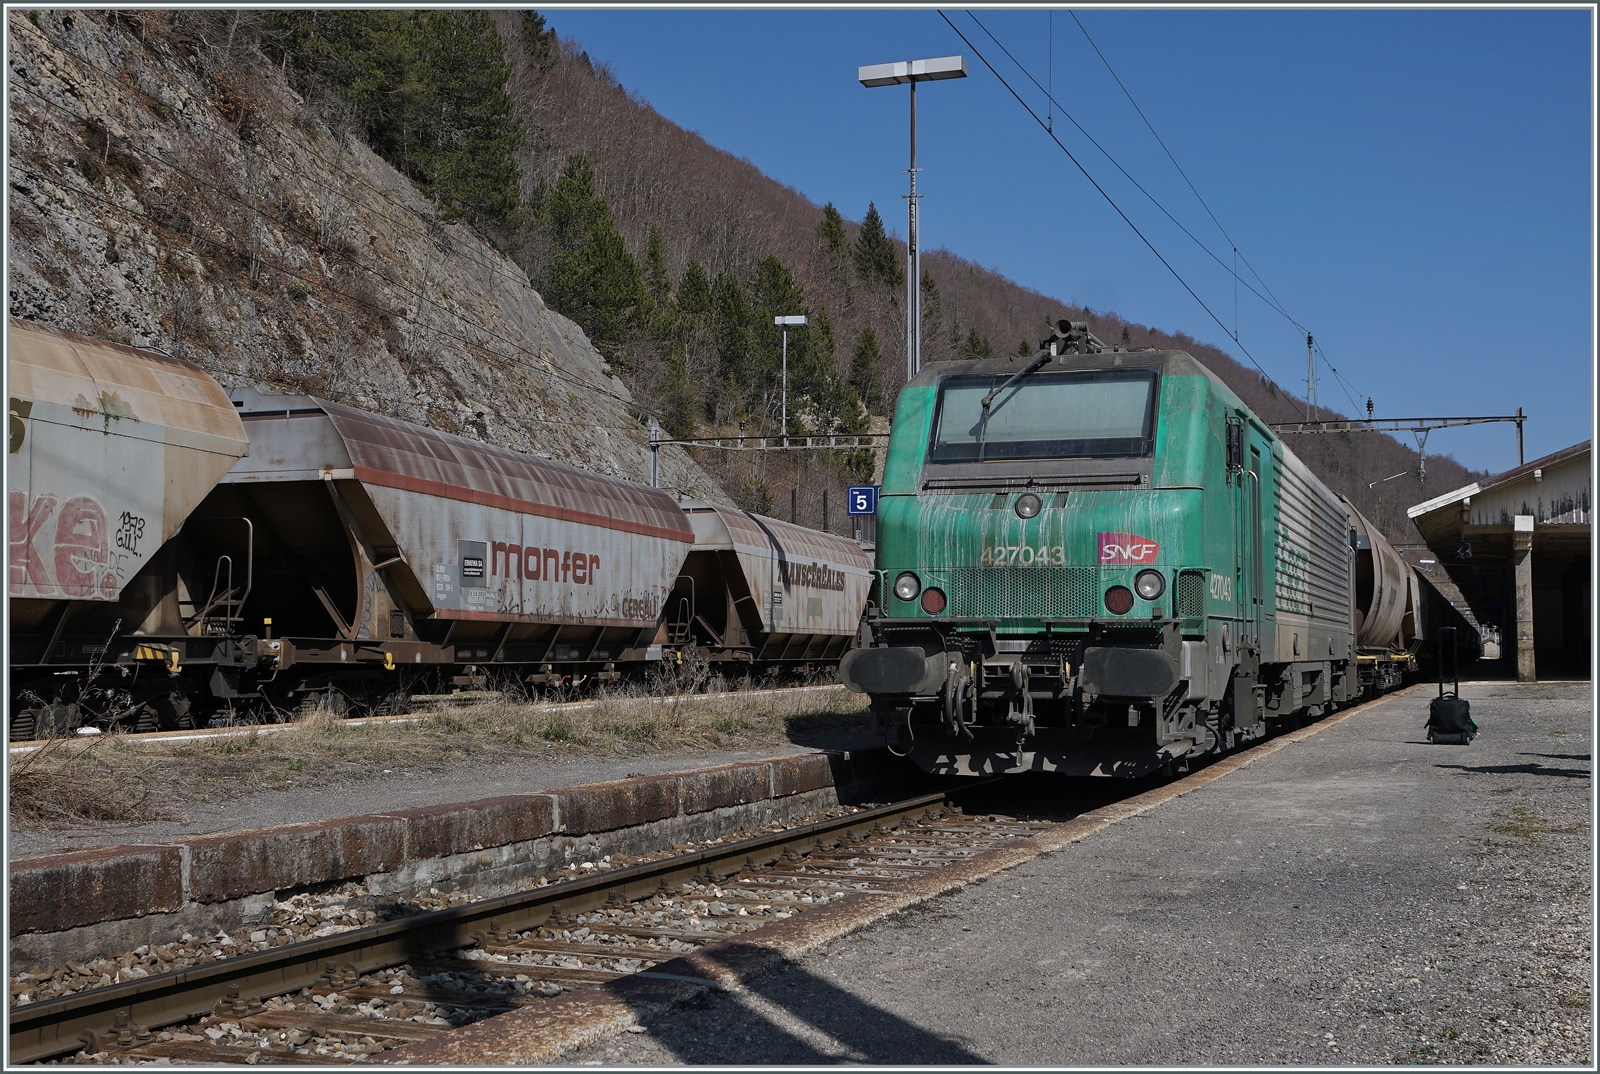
[12,784,1081,1065]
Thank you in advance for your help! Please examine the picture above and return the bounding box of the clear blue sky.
[549,7,1593,477]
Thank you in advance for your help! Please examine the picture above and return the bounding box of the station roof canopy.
[1407,440,1590,559]
[1408,441,1590,526]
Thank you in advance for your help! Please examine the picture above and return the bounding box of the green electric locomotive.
[840,320,1417,777]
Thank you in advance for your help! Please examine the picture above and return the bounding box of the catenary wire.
[941,11,1306,417]
[965,14,1285,319]
[969,10,1364,415]
[966,10,1364,415]
[1066,9,1366,411]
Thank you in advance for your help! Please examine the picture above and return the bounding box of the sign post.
[847,486,879,546]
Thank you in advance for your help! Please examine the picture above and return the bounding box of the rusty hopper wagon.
[670,501,873,667]
[7,319,249,737]
[8,326,876,735]
[191,388,697,709]
[1343,496,1427,691]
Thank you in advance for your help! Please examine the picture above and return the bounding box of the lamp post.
[858,55,966,381]
[775,314,807,446]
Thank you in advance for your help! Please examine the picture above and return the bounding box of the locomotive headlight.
[1134,570,1166,601]
[893,572,921,602]
[1014,493,1042,519]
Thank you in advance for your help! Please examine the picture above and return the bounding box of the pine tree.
[413,11,522,224]
[543,155,643,358]
[711,271,751,388]
[659,344,698,439]
[963,327,994,360]
[737,476,775,516]
[676,259,710,321]
[1017,339,1033,356]
[795,306,850,435]
[644,225,671,306]
[852,202,903,288]
[267,12,522,228]
[748,256,807,401]
[818,202,848,270]
[1121,324,1131,345]
[520,9,558,71]
[850,327,883,415]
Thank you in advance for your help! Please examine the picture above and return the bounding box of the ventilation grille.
[1177,570,1207,619]
[949,568,1096,619]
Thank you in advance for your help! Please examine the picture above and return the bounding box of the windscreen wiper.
[977,344,1054,461]
[980,346,1055,413]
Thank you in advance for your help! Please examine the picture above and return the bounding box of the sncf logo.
[1098,531,1160,564]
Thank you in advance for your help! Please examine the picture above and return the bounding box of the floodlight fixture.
[858,56,967,381]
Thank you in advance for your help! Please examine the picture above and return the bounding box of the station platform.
[8,692,878,862]
[565,679,1594,1066]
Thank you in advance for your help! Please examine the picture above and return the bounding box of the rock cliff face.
[6,10,728,502]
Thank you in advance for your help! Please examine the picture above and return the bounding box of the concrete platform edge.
[7,749,900,970]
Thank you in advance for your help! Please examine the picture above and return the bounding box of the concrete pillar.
[1514,514,1536,682]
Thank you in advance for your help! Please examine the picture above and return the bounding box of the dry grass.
[8,732,176,827]
[8,687,871,829]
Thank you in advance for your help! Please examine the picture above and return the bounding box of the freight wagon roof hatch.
[8,318,248,457]
[224,388,692,543]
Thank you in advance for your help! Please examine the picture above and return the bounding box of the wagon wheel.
[157,691,197,732]
[375,689,412,717]
[299,689,350,718]
[9,707,38,742]
[132,701,159,734]
[34,702,80,739]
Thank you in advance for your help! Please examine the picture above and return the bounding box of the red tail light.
[1104,585,1134,615]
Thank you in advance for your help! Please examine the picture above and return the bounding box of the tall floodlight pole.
[859,56,966,381]
[775,314,807,446]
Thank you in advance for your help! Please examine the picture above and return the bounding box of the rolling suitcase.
[1426,626,1476,744]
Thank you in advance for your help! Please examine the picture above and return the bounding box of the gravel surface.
[8,730,879,861]
[13,803,884,1032]
[562,680,1593,1066]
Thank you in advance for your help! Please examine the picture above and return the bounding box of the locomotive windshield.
[927,368,1158,462]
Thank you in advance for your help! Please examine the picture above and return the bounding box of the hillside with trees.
[477,9,1483,541]
[10,10,1484,542]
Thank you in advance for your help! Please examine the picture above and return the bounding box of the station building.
[1407,441,1591,680]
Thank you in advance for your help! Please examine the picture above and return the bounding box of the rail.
[9,788,973,1063]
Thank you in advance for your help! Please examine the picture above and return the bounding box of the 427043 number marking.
[1208,572,1234,601]
[980,544,1065,567]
